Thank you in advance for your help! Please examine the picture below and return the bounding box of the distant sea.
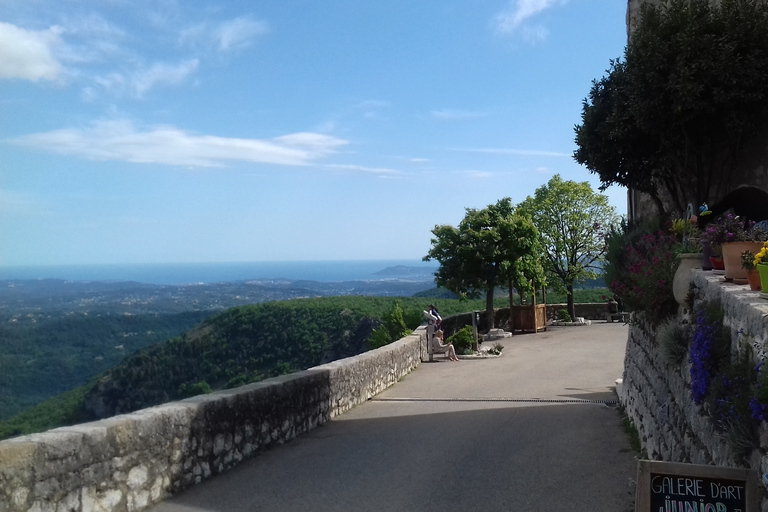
[0,260,438,285]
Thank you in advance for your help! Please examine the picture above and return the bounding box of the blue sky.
[1,0,628,267]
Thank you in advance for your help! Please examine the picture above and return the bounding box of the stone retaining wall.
[619,270,768,506]
[0,329,428,512]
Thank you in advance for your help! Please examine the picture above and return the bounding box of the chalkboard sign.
[636,461,758,512]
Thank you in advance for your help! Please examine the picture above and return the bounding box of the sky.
[0,0,630,267]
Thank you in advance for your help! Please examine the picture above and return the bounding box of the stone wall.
[440,303,616,336]
[0,329,428,512]
[619,270,768,505]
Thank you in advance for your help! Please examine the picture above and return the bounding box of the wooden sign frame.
[636,460,758,512]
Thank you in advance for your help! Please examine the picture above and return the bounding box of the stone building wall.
[0,329,429,512]
[619,270,768,507]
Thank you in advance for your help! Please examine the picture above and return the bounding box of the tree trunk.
[567,284,575,320]
[485,287,495,333]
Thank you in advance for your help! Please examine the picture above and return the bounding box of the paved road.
[150,323,636,512]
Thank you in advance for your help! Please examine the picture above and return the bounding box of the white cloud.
[132,59,199,97]
[91,59,199,98]
[180,17,269,53]
[9,120,349,167]
[216,17,269,52]
[324,164,403,177]
[493,0,565,36]
[452,147,570,157]
[431,109,484,121]
[455,170,494,179]
[0,22,64,81]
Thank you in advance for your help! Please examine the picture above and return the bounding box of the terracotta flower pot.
[721,241,764,281]
[710,257,725,270]
[746,267,762,291]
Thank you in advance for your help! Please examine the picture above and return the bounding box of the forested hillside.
[0,296,483,439]
[0,310,211,420]
[0,289,610,440]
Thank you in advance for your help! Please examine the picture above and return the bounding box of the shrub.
[658,319,691,366]
[367,324,392,350]
[556,309,572,322]
[487,343,504,355]
[446,326,475,355]
[178,381,212,398]
[605,223,678,326]
[366,300,413,350]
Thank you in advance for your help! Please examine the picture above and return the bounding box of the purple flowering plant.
[751,361,768,422]
[690,302,731,405]
[700,214,765,247]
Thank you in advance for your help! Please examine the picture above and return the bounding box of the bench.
[607,312,629,323]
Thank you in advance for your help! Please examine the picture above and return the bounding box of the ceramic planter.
[673,253,702,306]
[758,264,768,293]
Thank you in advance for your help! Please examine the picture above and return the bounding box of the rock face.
[620,270,768,509]
[0,330,428,512]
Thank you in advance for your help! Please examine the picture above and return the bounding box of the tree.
[574,0,768,217]
[423,198,544,331]
[518,175,617,320]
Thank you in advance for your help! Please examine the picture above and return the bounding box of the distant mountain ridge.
[372,265,437,279]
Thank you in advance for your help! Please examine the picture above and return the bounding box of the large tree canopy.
[423,198,544,331]
[575,0,768,217]
[517,175,617,320]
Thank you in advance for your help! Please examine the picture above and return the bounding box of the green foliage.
[178,381,212,398]
[368,325,394,350]
[366,300,413,350]
[446,326,475,355]
[424,197,545,330]
[0,310,212,421]
[618,405,646,458]
[575,0,768,216]
[0,382,95,440]
[487,343,504,355]
[556,309,572,323]
[517,175,617,319]
[658,318,691,366]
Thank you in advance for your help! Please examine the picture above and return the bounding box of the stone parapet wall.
[0,329,428,512]
[441,303,616,336]
[620,270,768,505]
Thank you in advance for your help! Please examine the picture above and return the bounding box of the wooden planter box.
[510,304,547,333]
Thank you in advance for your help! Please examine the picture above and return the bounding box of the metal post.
[427,320,435,362]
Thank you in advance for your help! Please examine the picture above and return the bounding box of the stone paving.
[149,322,636,512]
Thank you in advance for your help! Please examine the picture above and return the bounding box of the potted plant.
[742,250,762,291]
[701,214,767,281]
[754,243,768,294]
[671,218,703,306]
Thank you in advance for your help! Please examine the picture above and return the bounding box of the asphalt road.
[149,322,636,512]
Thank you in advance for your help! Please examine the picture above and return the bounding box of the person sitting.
[431,330,459,361]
